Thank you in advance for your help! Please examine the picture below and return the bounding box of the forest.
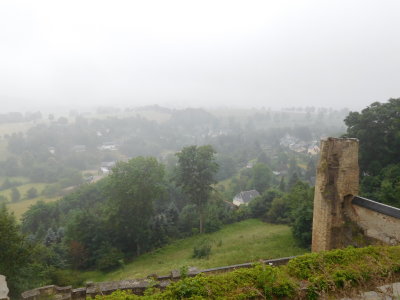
[1,99,399,297]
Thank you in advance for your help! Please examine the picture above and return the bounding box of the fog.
[1,0,399,112]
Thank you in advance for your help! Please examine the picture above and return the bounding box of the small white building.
[233,190,260,206]
[98,142,118,151]
[99,161,116,175]
[307,145,320,155]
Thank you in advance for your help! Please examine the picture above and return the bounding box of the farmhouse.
[98,142,118,151]
[233,190,260,206]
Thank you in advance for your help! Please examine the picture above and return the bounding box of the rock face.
[0,275,9,300]
[311,138,359,252]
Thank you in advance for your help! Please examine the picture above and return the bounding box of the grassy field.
[0,122,36,137]
[0,182,59,220]
[87,219,308,282]
[6,195,59,220]
[0,140,10,158]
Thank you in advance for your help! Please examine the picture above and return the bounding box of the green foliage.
[287,182,314,248]
[361,163,400,207]
[0,205,37,296]
[215,155,236,181]
[96,245,400,300]
[11,186,21,202]
[26,187,38,199]
[249,163,273,194]
[179,265,189,279]
[45,268,85,287]
[91,219,305,282]
[107,157,165,255]
[41,183,62,197]
[266,197,290,224]
[175,145,218,234]
[248,189,282,219]
[177,204,199,236]
[0,178,22,190]
[0,206,46,297]
[287,245,400,298]
[344,98,400,175]
[192,239,212,259]
[344,99,400,207]
[95,244,124,272]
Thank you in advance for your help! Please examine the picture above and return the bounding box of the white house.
[233,190,260,206]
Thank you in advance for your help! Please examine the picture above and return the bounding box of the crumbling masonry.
[312,138,400,252]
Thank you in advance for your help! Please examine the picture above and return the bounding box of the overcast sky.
[1,0,399,112]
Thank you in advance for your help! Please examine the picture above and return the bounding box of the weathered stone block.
[312,138,359,252]
[0,275,9,300]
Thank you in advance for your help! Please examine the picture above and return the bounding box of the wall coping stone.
[21,256,296,299]
[352,196,400,219]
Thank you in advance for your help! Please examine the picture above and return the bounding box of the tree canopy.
[107,157,165,255]
[344,98,400,175]
[344,98,400,207]
[175,145,218,233]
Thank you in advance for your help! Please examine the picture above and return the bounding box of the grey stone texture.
[0,275,9,300]
[312,138,360,252]
[312,138,400,252]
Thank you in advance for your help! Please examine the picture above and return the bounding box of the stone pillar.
[311,138,359,252]
[0,275,9,300]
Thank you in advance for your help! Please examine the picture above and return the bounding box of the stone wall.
[349,197,400,245]
[311,137,359,252]
[312,137,400,252]
[0,275,9,300]
[21,257,293,300]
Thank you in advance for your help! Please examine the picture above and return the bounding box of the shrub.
[46,268,85,287]
[26,187,38,199]
[95,244,124,272]
[192,239,212,259]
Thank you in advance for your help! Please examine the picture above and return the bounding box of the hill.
[86,219,307,282]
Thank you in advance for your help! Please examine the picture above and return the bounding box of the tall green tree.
[0,205,32,296]
[344,98,400,206]
[250,163,273,193]
[175,145,218,234]
[344,98,400,175]
[107,157,165,255]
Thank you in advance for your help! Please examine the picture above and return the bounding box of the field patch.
[0,182,59,220]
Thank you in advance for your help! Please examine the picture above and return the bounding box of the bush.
[95,244,124,272]
[42,184,62,197]
[11,187,21,202]
[192,239,212,259]
[266,197,290,223]
[46,268,85,287]
[26,187,38,199]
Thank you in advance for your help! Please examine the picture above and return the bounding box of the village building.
[99,161,116,175]
[98,142,118,151]
[233,190,260,206]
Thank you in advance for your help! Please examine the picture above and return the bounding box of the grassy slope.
[89,219,307,282]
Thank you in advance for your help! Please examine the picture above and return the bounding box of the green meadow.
[87,219,308,282]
